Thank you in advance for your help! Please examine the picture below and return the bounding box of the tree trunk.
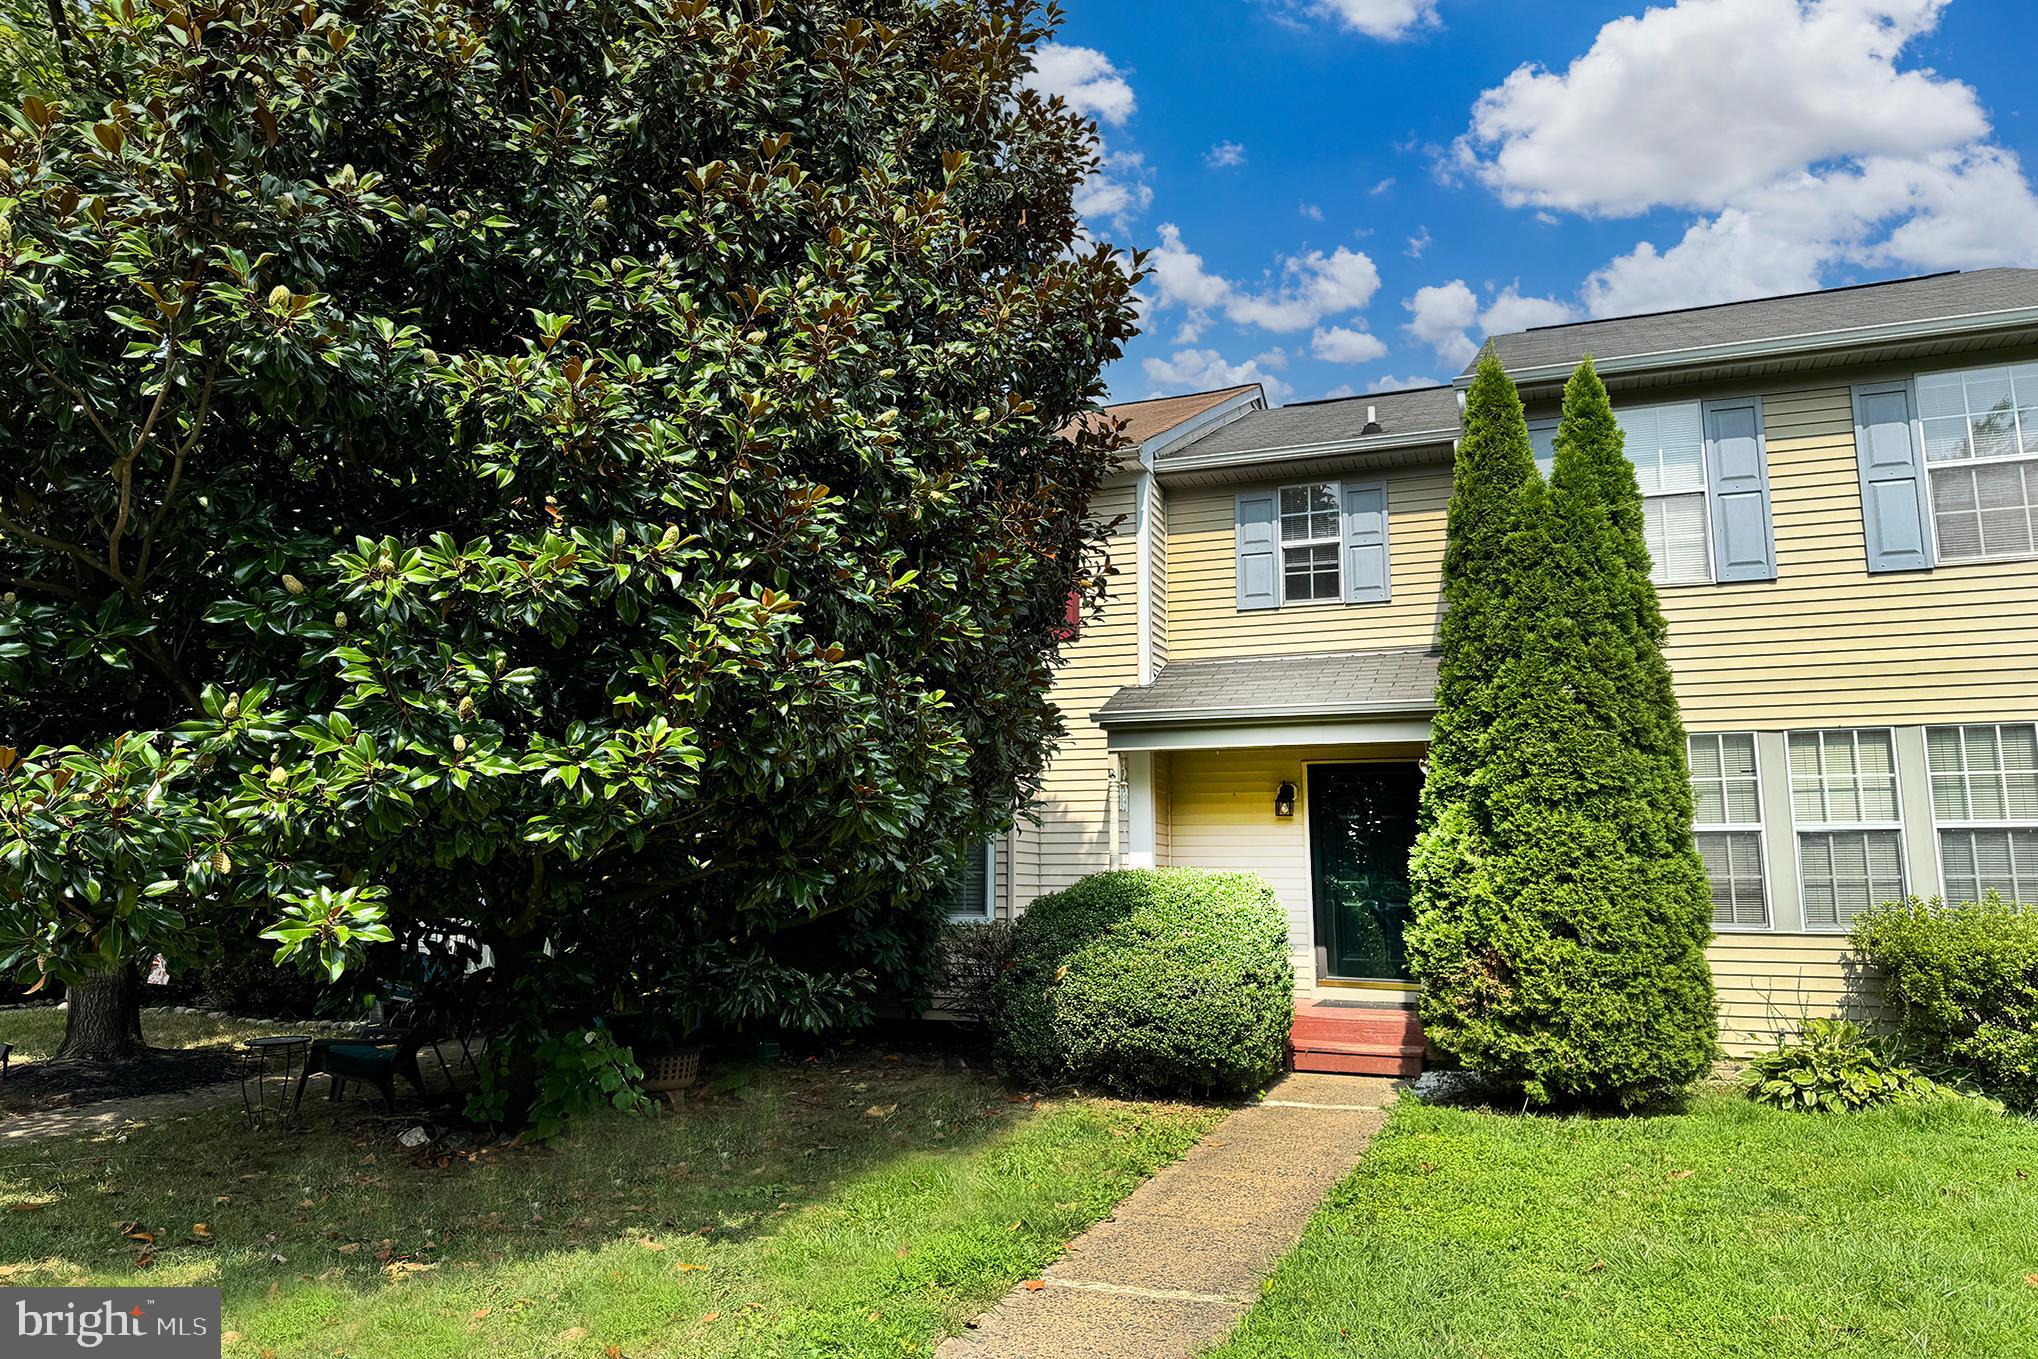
[53,963,148,1063]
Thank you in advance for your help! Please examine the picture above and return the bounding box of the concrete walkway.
[938,1072,1397,1359]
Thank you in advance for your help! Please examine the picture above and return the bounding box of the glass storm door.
[1309,762,1423,982]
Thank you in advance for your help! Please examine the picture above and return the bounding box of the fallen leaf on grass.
[471,1308,491,1320]
[559,1326,588,1342]
[700,1312,718,1324]
[865,1104,897,1118]
[337,1243,360,1255]
[189,1223,212,1242]
[1023,1280,1046,1292]
[9,1202,47,1213]
[675,1261,708,1273]
[2025,1274,2038,1288]
[1667,1169,1695,1181]
[382,1260,436,1281]
[638,1238,666,1251]
[221,1333,240,1345]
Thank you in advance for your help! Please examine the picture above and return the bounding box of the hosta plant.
[1742,1019,1947,1113]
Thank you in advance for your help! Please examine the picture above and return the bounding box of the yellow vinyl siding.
[1167,466,1450,660]
[1157,384,2038,727]
[1664,384,2038,728]
[1016,478,1140,905]
[1708,933,1884,1056]
[1146,475,1169,672]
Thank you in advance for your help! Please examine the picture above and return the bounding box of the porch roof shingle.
[1094,648,1441,728]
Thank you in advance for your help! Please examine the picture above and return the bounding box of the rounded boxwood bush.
[992,868,1293,1098]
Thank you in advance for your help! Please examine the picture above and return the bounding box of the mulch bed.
[0,1049,243,1115]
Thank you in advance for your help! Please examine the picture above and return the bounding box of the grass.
[1208,1090,2038,1359]
[0,1049,1222,1358]
[0,1006,302,1063]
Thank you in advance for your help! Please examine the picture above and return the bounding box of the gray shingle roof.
[1154,386,1460,465]
[1094,648,1441,726]
[1471,268,2038,378]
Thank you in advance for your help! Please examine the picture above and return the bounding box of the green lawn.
[0,1052,1220,1358]
[0,1006,301,1063]
[1209,1091,2038,1359]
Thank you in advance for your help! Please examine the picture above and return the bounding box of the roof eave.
[1095,698,1439,729]
[1153,426,1461,477]
[1459,305,2038,388]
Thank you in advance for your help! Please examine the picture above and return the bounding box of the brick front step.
[1289,1001,1425,1078]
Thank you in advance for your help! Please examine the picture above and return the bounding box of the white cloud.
[1143,347,1294,402]
[1287,0,1442,41]
[1299,202,1326,221]
[1206,140,1248,169]
[1074,149,1154,230]
[1310,326,1390,364]
[1403,280,1480,367]
[1147,225,1383,334]
[1455,0,2038,319]
[1480,284,1579,333]
[1404,280,1578,364]
[1172,310,1213,345]
[1404,226,1431,259]
[1370,177,1396,195]
[1320,384,1360,400]
[1149,225,1233,311]
[1026,44,1137,126]
[1458,0,1982,217]
[1226,246,1383,331]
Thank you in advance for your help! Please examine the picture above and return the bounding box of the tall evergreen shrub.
[1408,356,1716,1108]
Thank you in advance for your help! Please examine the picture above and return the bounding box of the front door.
[1309,762,1423,982]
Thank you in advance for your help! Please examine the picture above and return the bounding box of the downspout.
[1106,758,1122,870]
[1006,823,1020,920]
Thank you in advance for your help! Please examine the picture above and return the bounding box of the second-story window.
[1917,362,2038,561]
[1279,482,1342,602]
[1526,399,1774,587]
[1618,402,1712,587]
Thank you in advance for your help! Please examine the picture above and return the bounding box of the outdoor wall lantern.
[1274,781,1297,818]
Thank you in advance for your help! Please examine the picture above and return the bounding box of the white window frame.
[1531,405,1734,587]
[1619,400,1714,588]
[1925,721,2038,905]
[1689,732,1769,931]
[1276,479,1343,607]
[1912,361,2038,566]
[1786,727,1908,934]
[945,839,997,923]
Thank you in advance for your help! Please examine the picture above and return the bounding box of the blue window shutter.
[1703,398,1776,582]
[1341,481,1391,604]
[1235,491,1279,610]
[1852,381,1934,573]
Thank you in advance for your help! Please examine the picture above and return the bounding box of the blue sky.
[1033,0,2038,404]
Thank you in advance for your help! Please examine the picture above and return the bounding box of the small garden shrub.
[1742,1018,1947,1112]
[942,919,1018,1029]
[1854,894,2038,1110]
[993,868,1293,1098]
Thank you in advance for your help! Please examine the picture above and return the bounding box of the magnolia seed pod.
[334,610,348,629]
[658,524,681,550]
[211,849,231,874]
[282,573,305,595]
[221,694,241,720]
[268,766,288,786]
[453,734,468,754]
[457,695,476,720]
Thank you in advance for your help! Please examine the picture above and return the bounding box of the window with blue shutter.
[1341,481,1391,604]
[1702,398,1777,582]
[1235,491,1279,610]
[1852,380,1934,573]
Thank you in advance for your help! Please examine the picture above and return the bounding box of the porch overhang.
[1094,648,1439,752]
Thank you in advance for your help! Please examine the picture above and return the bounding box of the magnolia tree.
[0,0,1136,1098]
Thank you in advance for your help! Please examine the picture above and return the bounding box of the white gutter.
[1464,304,2038,389]
[1154,426,1460,476]
[1133,469,1154,686]
[1097,697,1439,728]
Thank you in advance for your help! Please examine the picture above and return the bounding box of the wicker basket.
[640,1047,702,1094]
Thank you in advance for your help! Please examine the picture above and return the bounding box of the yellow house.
[958,267,2038,1072]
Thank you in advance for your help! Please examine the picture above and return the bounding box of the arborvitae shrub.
[993,868,1292,1098]
[1408,354,1716,1109]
